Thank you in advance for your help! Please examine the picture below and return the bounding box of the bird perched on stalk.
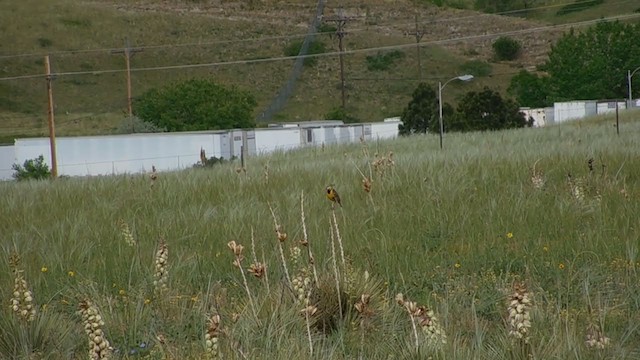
[326,185,342,208]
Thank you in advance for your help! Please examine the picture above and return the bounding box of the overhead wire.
[0,0,634,60]
[1,12,638,82]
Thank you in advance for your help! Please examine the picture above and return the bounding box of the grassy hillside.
[1,112,640,358]
[0,0,637,140]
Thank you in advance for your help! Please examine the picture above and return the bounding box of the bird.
[326,185,342,208]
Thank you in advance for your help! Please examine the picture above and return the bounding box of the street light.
[438,74,474,149]
[627,66,640,106]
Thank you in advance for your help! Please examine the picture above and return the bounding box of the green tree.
[543,21,640,101]
[508,70,551,108]
[399,83,453,135]
[134,79,257,132]
[450,87,527,132]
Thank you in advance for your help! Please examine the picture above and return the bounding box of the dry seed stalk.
[247,227,267,281]
[149,165,158,189]
[585,323,610,349]
[331,211,346,274]
[300,304,318,357]
[153,238,169,294]
[118,218,136,247]
[204,313,222,359]
[300,191,319,286]
[268,203,292,288]
[227,241,258,319]
[507,281,533,343]
[530,159,545,190]
[355,294,374,359]
[329,218,343,321]
[395,293,447,350]
[78,299,112,359]
[290,246,313,305]
[10,269,36,322]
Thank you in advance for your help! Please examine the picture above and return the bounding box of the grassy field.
[1,111,640,358]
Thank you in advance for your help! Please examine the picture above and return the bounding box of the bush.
[283,39,327,67]
[365,50,405,71]
[12,155,51,181]
[492,36,521,61]
[459,60,493,77]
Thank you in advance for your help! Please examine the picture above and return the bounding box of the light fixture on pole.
[438,74,474,149]
[627,66,640,106]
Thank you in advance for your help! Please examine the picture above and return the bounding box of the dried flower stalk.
[78,299,112,359]
[507,282,533,343]
[153,238,169,294]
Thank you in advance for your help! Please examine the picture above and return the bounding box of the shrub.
[365,50,405,71]
[492,36,521,61]
[12,155,51,181]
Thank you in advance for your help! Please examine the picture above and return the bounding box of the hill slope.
[0,0,635,139]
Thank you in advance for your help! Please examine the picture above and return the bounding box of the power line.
[2,12,638,82]
[0,0,634,60]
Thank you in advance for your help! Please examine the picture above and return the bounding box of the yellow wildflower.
[454,263,461,269]
[67,271,75,277]
[506,232,514,239]
[144,298,151,305]
[41,266,48,273]
[558,263,565,270]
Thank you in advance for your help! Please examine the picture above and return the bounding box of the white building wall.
[14,133,224,177]
[553,101,597,123]
[370,121,401,140]
[596,101,626,115]
[0,146,15,180]
[4,121,402,179]
[254,128,302,154]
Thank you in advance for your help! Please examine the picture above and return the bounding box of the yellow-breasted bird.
[326,185,342,207]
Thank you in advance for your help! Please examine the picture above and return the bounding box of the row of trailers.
[0,120,401,179]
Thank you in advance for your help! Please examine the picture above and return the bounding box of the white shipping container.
[596,101,626,115]
[0,146,15,180]
[553,101,597,123]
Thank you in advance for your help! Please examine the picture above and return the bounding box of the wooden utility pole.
[407,14,427,81]
[324,13,354,110]
[44,55,58,178]
[111,37,143,117]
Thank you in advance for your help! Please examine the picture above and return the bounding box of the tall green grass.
[1,112,640,358]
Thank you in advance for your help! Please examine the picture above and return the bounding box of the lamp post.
[627,66,640,107]
[438,74,473,149]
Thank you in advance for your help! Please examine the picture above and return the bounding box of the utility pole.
[324,12,354,110]
[407,14,427,81]
[111,37,143,117]
[44,55,58,178]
